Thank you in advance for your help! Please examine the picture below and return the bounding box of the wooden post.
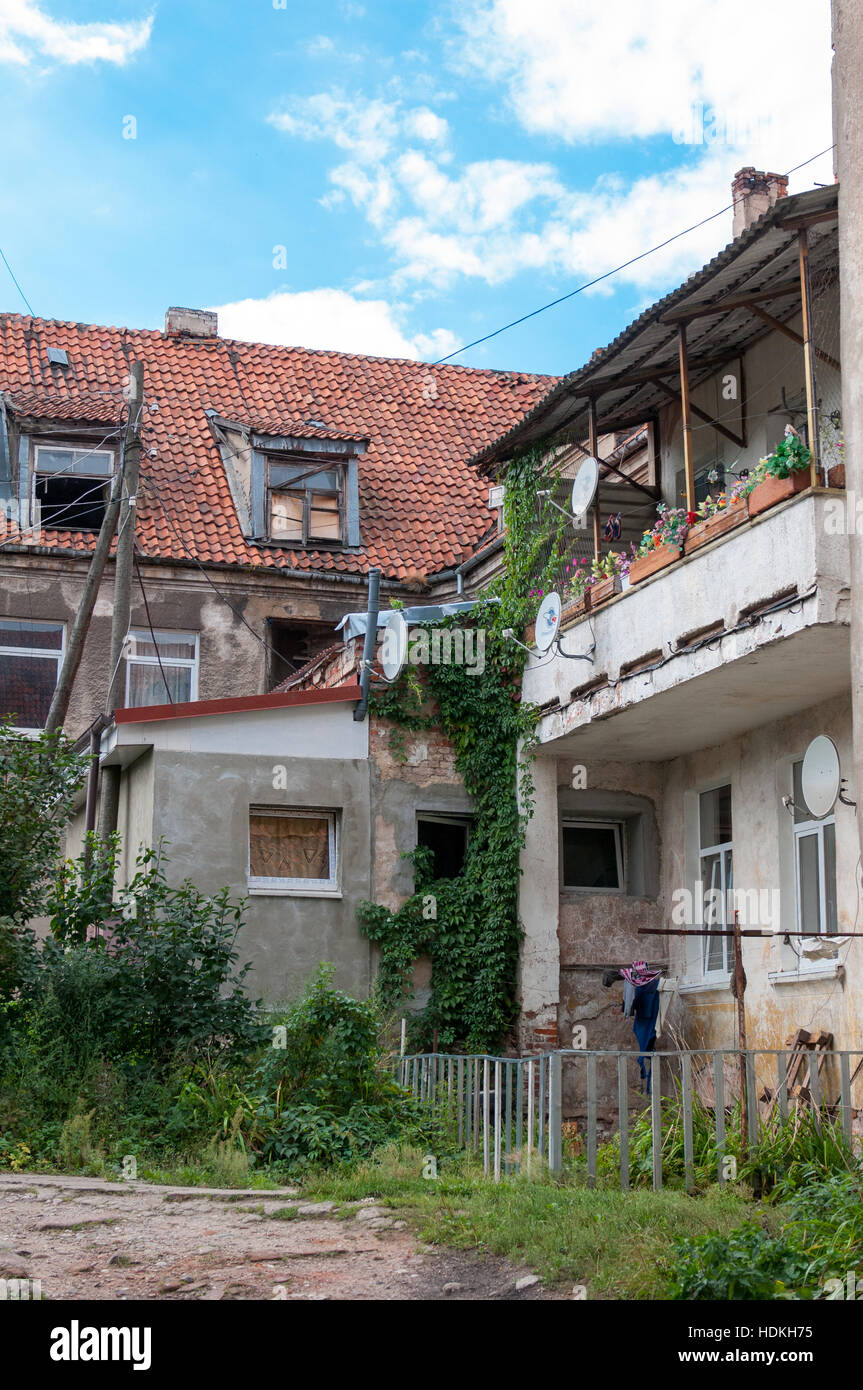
[678,324,696,513]
[588,397,601,562]
[732,908,749,1151]
[798,228,820,487]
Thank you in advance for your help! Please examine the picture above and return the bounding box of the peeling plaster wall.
[0,553,368,737]
[661,695,861,1059]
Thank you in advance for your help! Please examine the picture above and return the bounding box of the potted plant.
[629,504,691,584]
[586,549,628,607]
[559,560,591,622]
[746,426,812,518]
[683,481,749,554]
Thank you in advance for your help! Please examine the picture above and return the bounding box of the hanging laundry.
[604,512,622,541]
[620,961,662,1091]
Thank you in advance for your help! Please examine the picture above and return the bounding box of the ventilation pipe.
[353,567,381,722]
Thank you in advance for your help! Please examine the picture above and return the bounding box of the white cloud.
[0,0,152,66]
[213,286,458,361]
[453,0,832,172]
[269,1,833,299]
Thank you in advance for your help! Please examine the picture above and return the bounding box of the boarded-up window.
[248,809,337,890]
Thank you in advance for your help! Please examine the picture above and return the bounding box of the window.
[0,619,65,730]
[125,630,198,708]
[416,814,472,879]
[33,443,114,531]
[562,820,624,890]
[266,619,338,688]
[267,460,344,545]
[699,784,733,974]
[792,760,838,935]
[248,808,339,893]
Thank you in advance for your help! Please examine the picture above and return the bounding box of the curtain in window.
[249,815,330,880]
[127,663,192,708]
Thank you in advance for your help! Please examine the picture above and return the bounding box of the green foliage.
[595,1084,858,1192]
[0,721,89,999]
[668,1223,814,1300]
[358,446,563,1051]
[168,966,444,1173]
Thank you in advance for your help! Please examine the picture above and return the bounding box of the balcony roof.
[473,184,839,474]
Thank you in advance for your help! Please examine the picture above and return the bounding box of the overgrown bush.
[668,1223,815,1300]
[171,965,445,1173]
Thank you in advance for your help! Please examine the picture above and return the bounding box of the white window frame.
[32,442,116,531]
[561,818,625,893]
[0,618,66,733]
[247,807,340,897]
[124,629,199,707]
[792,762,837,938]
[698,785,733,978]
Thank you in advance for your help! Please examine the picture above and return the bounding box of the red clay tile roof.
[1,315,554,581]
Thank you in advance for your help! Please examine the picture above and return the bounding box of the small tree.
[0,721,88,1001]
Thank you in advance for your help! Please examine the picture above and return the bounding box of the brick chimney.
[732,168,789,239]
[165,306,218,338]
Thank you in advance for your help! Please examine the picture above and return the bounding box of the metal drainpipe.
[353,567,381,722]
[82,713,112,864]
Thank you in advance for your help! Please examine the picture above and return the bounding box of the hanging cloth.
[620,961,662,1092]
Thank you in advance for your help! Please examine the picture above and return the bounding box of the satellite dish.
[570,457,600,522]
[535,592,561,653]
[380,612,408,682]
[801,735,841,819]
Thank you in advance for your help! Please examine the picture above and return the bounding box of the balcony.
[523,486,850,761]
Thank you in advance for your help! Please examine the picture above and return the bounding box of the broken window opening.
[33,443,115,531]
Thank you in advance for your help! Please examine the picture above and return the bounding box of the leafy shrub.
[171,965,445,1173]
[668,1223,815,1300]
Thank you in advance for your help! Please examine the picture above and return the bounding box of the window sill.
[678,974,732,995]
[247,885,342,899]
[769,963,845,985]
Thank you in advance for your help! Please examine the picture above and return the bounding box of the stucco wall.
[0,552,373,738]
[148,748,374,1004]
[661,695,861,1058]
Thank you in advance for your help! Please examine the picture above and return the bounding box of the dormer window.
[33,441,115,530]
[246,432,364,549]
[268,460,344,544]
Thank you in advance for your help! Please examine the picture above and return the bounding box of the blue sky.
[0,0,834,376]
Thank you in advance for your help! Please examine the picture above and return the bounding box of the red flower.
[686,511,698,525]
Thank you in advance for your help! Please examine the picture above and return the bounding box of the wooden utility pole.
[98,362,144,839]
[43,366,143,735]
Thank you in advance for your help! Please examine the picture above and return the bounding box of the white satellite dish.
[570,457,600,523]
[380,612,408,682]
[535,592,561,653]
[801,735,841,819]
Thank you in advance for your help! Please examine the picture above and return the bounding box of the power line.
[138,470,286,664]
[432,146,836,365]
[0,242,35,317]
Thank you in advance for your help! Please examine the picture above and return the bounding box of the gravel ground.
[0,1172,560,1301]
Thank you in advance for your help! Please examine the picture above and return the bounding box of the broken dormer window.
[33,442,115,531]
[244,434,363,549]
[267,460,344,544]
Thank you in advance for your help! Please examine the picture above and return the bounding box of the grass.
[298,1144,761,1298]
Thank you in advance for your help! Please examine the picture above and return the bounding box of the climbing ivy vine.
[357,445,565,1052]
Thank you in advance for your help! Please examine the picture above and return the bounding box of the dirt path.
[0,1172,557,1301]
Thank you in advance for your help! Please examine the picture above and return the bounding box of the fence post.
[548,1052,563,1174]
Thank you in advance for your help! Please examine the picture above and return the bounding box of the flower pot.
[747,468,810,519]
[827,463,846,489]
[683,500,748,554]
[629,542,680,585]
[587,575,621,608]
[560,592,589,626]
